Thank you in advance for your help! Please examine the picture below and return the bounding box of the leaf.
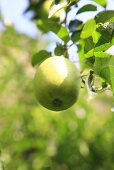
[94,26,112,51]
[54,44,65,56]
[85,25,114,58]
[76,4,97,14]
[54,0,61,4]
[32,50,51,66]
[94,51,111,58]
[109,66,114,92]
[92,0,107,7]
[37,19,70,43]
[85,42,112,59]
[92,28,101,44]
[48,2,68,18]
[95,10,114,23]
[85,57,95,68]
[94,52,114,92]
[77,39,85,69]
[71,30,81,43]
[68,19,83,32]
[70,0,79,3]
[81,18,96,39]
[84,37,95,54]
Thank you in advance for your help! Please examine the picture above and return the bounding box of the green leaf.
[85,24,114,58]
[93,0,107,7]
[69,0,79,3]
[48,2,68,18]
[94,52,114,92]
[77,39,85,69]
[95,10,114,23]
[54,44,65,56]
[85,42,111,59]
[94,51,111,58]
[69,19,83,32]
[84,37,95,54]
[37,19,70,43]
[99,65,114,91]
[81,18,96,39]
[32,50,51,66]
[92,28,101,44]
[94,24,114,51]
[110,66,114,92]
[85,57,95,68]
[54,0,61,4]
[71,30,81,43]
[77,4,97,14]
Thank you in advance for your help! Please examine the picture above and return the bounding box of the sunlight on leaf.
[81,19,96,39]
[93,0,107,7]
[48,2,68,18]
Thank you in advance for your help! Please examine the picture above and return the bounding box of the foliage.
[26,0,114,95]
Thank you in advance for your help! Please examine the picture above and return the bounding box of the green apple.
[34,56,80,111]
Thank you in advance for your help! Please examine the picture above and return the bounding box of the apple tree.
[25,0,114,110]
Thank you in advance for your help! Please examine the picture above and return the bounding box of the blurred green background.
[0,1,114,170]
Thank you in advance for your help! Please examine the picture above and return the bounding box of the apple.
[34,56,80,111]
